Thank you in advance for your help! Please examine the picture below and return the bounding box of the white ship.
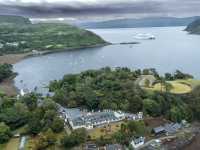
[134,33,156,40]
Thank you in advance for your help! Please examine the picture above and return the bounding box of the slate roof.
[153,126,165,134]
[106,144,123,150]
[86,143,98,150]
[153,123,182,134]
[71,112,118,127]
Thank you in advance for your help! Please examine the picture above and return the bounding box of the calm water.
[14,26,200,94]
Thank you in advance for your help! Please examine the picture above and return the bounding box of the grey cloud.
[0,0,200,19]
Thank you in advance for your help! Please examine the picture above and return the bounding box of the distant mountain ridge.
[0,15,31,25]
[79,17,200,28]
[185,19,200,34]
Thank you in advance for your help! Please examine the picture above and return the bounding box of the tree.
[165,82,173,92]
[35,128,56,150]
[127,120,146,136]
[41,99,58,112]
[0,103,29,129]
[169,106,183,122]
[51,117,64,133]
[61,128,87,148]
[144,79,150,88]
[0,64,13,82]
[174,70,193,80]
[128,95,143,113]
[27,109,43,135]
[165,73,173,80]
[0,122,11,144]
[22,93,38,111]
[143,99,160,116]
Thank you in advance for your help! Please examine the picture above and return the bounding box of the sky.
[0,0,200,21]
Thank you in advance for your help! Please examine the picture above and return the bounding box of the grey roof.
[106,144,123,150]
[86,143,98,150]
[153,126,165,134]
[164,123,181,134]
[72,112,118,127]
[153,123,181,134]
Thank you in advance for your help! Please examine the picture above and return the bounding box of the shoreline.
[0,43,109,96]
[0,43,109,65]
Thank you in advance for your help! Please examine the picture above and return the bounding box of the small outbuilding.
[85,143,99,150]
[106,144,123,150]
[130,137,145,149]
[152,126,166,135]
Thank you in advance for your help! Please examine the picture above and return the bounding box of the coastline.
[0,43,109,96]
[0,43,109,65]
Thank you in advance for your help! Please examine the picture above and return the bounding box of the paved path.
[137,135,176,150]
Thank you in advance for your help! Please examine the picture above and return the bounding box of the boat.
[134,33,156,40]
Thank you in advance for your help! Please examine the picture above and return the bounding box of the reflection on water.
[14,26,200,94]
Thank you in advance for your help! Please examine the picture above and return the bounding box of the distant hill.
[185,19,200,34]
[0,15,31,25]
[0,23,106,55]
[0,15,106,55]
[79,17,200,29]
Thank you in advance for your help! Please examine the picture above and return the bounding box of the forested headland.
[49,67,200,123]
[0,15,107,55]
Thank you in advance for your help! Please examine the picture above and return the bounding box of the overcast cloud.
[0,0,200,20]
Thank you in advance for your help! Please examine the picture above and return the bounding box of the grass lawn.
[0,144,6,150]
[174,79,200,89]
[88,121,124,140]
[145,80,193,94]
[4,138,20,150]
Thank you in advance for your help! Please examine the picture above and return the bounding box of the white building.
[126,112,143,120]
[69,111,125,130]
[131,137,145,149]
[32,50,43,55]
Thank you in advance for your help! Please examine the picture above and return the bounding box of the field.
[88,121,124,140]
[175,79,200,89]
[0,144,6,150]
[144,79,200,94]
[0,138,20,150]
[4,138,20,150]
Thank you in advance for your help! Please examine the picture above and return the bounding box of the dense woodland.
[0,93,65,149]
[0,67,200,149]
[0,92,148,149]
[49,67,197,123]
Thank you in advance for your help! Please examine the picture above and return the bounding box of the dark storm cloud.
[0,0,200,18]
[0,1,163,17]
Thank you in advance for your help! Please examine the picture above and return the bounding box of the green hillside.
[0,17,106,55]
[185,19,200,34]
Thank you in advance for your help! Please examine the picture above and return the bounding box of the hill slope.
[0,18,106,55]
[0,15,31,25]
[185,19,200,34]
[80,17,200,28]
